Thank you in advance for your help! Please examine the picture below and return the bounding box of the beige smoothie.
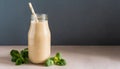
[28,14,51,63]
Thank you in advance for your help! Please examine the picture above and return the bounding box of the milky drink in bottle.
[28,14,51,63]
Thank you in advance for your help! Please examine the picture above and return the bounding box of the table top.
[0,45,120,69]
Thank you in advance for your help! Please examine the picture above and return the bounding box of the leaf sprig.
[10,48,29,65]
[45,52,66,66]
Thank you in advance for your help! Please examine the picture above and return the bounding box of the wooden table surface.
[0,46,120,69]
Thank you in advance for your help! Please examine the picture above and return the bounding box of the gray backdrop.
[0,0,120,45]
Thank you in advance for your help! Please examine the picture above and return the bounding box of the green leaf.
[24,58,29,64]
[19,55,25,63]
[49,57,54,60]
[59,59,66,66]
[21,50,28,58]
[55,52,62,60]
[15,58,23,65]
[11,56,18,62]
[10,50,20,57]
[53,56,59,64]
[56,59,66,66]
[45,59,54,66]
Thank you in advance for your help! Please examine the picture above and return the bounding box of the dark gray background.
[0,0,120,45]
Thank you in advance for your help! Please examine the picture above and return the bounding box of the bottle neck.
[31,14,48,22]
